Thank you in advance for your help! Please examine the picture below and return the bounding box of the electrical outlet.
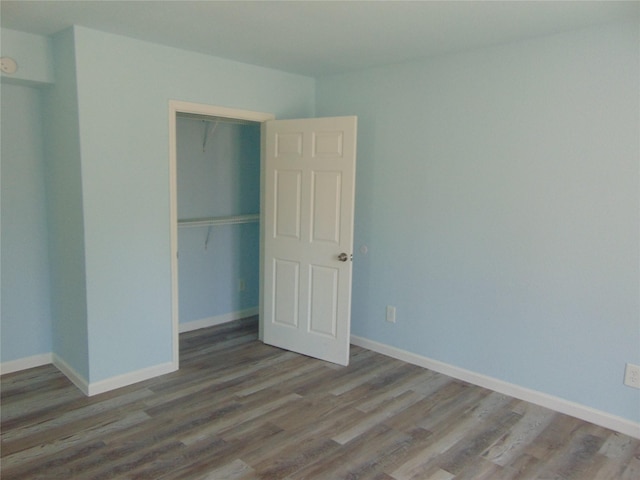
[386,305,396,323]
[624,363,640,389]
[239,279,246,292]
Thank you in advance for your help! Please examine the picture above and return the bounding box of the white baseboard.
[53,353,178,397]
[86,361,177,396]
[179,307,259,333]
[0,353,53,375]
[351,335,640,440]
[52,353,90,394]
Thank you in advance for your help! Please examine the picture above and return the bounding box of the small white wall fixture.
[0,57,18,74]
[168,101,274,367]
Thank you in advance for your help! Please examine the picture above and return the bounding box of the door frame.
[168,100,275,367]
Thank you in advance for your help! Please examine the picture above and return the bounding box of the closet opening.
[169,102,275,366]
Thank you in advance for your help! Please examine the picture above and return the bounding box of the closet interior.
[176,113,261,330]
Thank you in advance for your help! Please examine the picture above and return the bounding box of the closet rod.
[178,214,260,228]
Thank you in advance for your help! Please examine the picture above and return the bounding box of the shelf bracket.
[202,119,219,152]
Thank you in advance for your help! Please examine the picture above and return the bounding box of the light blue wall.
[43,28,89,379]
[1,83,52,362]
[68,26,314,382]
[3,18,636,427]
[317,21,640,423]
[1,29,54,85]
[177,118,260,322]
[0,25,313,383]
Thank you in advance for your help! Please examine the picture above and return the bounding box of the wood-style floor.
[2,318,638,479]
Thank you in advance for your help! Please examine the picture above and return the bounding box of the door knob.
[338,253,350,262]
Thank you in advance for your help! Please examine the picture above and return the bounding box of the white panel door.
[264,116,357,366]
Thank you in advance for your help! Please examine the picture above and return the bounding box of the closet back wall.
[177,117,260,327]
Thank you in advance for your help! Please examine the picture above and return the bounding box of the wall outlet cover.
[624,363,640,389]
[386,305,396,323]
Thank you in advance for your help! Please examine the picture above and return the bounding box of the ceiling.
[2,1,638,77]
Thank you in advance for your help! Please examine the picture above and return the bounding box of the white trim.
[3,353,177,398]
[169,101,275,124]
[52,353,90,395]
[351,335,640,440]
[168,101,275,370]
[53,355,177,397]
[86,362,177,397]
[179,308,259,333]
[0,353,52,375]
[258,122,267,342]
[169,102,180,371]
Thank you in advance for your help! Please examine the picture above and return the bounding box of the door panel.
[308,264,339,337]
[273,259,299,328]
[311,171,342,244]
[274,170,302,239]
[264,116,357,366]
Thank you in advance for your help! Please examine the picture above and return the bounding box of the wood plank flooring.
[2,317,638,479]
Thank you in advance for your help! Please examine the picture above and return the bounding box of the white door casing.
[169,101,274,368]
[263,116,357,366]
